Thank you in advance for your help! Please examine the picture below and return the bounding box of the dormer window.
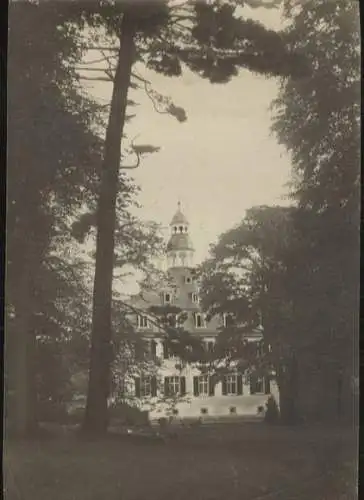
[222,313,232,328]
[138,315,149,329]
[256,341,264,357]
[194,313,206,328]
[222,313,227,327]
[163,292,171,305]
[168,314,178,327]
[206,341,215,353]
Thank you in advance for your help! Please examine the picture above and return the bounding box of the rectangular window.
[163,342,171,359]
[194,313,206,328]
[138,315,149,329]
[226,374,238,395]
[250,375,270,395]
[256,377,264,393]
[163,340,178,359]
[198,375,209,395]
[192,292,199,303]
[164,292,171,304]
[206,341,214,353]
[222,313,232,327]
[194,375,215,396]
[164,376,184,396]
[135,376,157,398]
[140,376,152,397]
[168,314,178,327]
[256,342,264,357]
[149,340,157,358]
[222,374,243,396]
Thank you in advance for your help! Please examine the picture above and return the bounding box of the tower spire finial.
[178,199,181,210]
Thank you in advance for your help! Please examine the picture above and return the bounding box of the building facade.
[125,204,278,421]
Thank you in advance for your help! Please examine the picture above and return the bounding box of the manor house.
[125,203,278,421]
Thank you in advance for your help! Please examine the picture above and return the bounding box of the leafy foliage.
[7,0,310,434]
[199,205,295,366]
[77,0,308,433]
[270,0,360,422]
[6,2,106,432]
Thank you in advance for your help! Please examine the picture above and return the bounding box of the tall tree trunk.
[6,255,39,436]
[83,14,136,435]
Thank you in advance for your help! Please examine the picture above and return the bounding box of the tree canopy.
[197,0,360,424]
[271,0,360,423]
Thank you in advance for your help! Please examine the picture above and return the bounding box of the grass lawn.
[4,423,357,500]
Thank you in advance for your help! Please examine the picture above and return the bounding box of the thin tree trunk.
[83,14,136,435]
[277,358,299,425]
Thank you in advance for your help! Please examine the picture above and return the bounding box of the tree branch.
[120,135,142,170]
[100,48,117,80]
[78,75,113,82]
[76,55,116,66]
[131,71,152,85]
[81,46,119,52]
[75,67,115,72]
[144,82,170,116]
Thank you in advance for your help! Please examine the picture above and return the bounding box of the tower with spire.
[166,202,194,269]
[122,201,274,422]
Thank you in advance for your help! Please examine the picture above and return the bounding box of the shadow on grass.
[4,422,357,500]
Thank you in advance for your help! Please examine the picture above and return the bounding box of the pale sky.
[81,5,292,293]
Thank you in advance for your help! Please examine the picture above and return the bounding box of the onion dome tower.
[166,202,194,269]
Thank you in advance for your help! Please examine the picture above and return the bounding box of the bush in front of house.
[109,401,149,427]
[264,395,280,424]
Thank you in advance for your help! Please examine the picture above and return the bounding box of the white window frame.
[225,374,238,395]
[140,376,152,397]
[194,313,206,328]
[192,292,199,304]
[138,315,149,329]
[222,313,232,327]
[166,376,180,396]
[205,340,214,353]
[222,313,227,327]
[198,375,209,396]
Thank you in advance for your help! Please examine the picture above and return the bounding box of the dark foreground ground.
[4,423,357,500]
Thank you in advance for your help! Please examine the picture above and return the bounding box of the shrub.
[109,401,149,426]
[264,396,280,424]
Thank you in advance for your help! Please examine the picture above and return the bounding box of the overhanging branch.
[120,135,142,170]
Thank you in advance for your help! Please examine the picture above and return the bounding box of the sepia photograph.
[4,0,360,499]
